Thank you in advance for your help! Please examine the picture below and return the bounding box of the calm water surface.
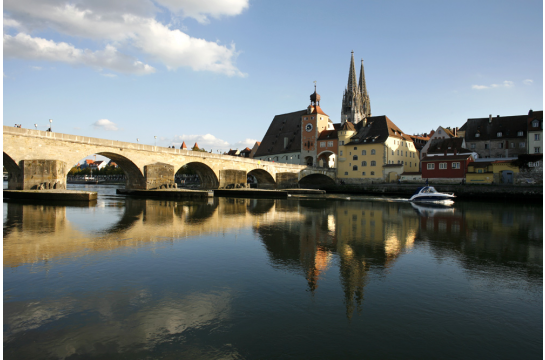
[3,184,543,359]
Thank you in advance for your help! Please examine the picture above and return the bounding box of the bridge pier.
[144,163,176,190]
[17,160,68,190]
[219,170,247,189]
[276,173,299,189]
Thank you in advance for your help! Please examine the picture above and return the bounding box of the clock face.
[305,123,313,132]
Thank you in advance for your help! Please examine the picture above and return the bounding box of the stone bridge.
[3,126,336,190]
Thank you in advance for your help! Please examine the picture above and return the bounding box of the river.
[3,183,543,359]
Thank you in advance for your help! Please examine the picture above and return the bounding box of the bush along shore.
[321,183,543,202]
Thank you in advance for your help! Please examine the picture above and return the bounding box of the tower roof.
[359,60,368,97]
[347,51,358,93]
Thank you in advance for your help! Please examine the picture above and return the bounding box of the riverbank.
[323,183,543,202]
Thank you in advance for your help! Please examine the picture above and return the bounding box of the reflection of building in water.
[334,201,419,318]
[3,198,305,268]
[414,202,542,279]
[258,200,420,318]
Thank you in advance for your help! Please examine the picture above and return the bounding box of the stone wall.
[219,170,247,189]
[21,160,67,190]
[276,172,299,189]
[144,163,176,190]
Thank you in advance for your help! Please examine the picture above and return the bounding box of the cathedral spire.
[347,51,358,94]
[359,59,368,97]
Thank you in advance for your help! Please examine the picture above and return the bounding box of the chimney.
[489,114,492,123]
[454,148,457,155]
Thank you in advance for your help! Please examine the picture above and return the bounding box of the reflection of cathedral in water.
[4,197,542,316]
[257,200,420,318]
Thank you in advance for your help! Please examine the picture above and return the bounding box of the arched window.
[362,150,367,155]
[362,161,367,166]
[371,171,375,175]
[371,161,376,166]
[353,155,358,160]
[371,149,376,155]
[353,165,358,171]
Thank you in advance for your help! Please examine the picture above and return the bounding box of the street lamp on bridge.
[154,136,157,146]
[49,119,53,132]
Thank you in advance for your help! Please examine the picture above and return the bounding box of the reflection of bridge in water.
[3,126,336,190]
[4,198,541,318]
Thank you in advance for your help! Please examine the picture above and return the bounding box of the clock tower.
[301,84,330,166]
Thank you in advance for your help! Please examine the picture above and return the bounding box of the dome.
[310,90,321,105]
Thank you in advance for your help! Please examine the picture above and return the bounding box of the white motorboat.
[409,186,455,202]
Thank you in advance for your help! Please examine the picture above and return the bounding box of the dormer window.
[518,131,524,136]
[532,120,539,127]
[475,133,480,138]
[497,132,502,137]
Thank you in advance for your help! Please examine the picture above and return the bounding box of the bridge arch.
[3,151,22,189]
[299,173,336,189]
[248,168,276,189]
[176,161,219,189]
[69,152,146,190]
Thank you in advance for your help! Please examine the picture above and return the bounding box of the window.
[406,151,408,157]
[532,120,539,127]
[438,130,442,134]
[344,172,348,175]
[535,147,541,153]
[427,163,435,170]
[510,142,515,148]
[362,172,366,176]
[371,149,376,155]
[340,151,343,156]
[392,150,394,155]
[354,147,357,150]
[327,141,333,147]
[484,144,489,149]
[518,131,524,136]
[340,141,345,145]
[353,165,358,171]
[371,161,376,166]
[475,133,480,138]
[499,143,504,149]
[452,162,460,169]
[397,150,399,155]
[477,169,483,173]
[519,142,526,148]
[362,161,367,166]
[353,155,358,160]
[497,132,502,137]
[320,142,326,148]
[439,163,447,169]
[304,117,308,120]
[535,134,540,141]
[362,150,367,155]
[371,171,375,175]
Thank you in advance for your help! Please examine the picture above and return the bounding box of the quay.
[325,184,543,202]
[3,190,97,202]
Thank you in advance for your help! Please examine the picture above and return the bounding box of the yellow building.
[337,115,420,183]
[466,160,519,184]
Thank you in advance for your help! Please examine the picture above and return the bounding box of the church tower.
[341,52,371,125]
[359,60,371,118]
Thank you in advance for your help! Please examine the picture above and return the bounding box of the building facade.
[460,114,529,159]
[527,110,543,154]
[337,115,420,183]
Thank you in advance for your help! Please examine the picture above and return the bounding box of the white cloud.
[471,81,514,90]
[3,0,247,76]
[155,0,249,24]
[171,134,230,151]
[92,119,119,131]
[30,66,42,70]
[233,138,257,149]
[523,79,533,85]
[101,73,117,78]
[4,33,156,75]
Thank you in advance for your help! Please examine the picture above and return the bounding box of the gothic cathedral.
[341,52,371,125]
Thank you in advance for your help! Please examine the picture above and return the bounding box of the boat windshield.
[421,187,437,194]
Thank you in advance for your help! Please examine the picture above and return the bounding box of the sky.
[3,0,543,161]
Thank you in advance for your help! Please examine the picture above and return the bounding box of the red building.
[421,154,474,179]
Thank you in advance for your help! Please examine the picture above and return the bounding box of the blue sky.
[3,0,543,159]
